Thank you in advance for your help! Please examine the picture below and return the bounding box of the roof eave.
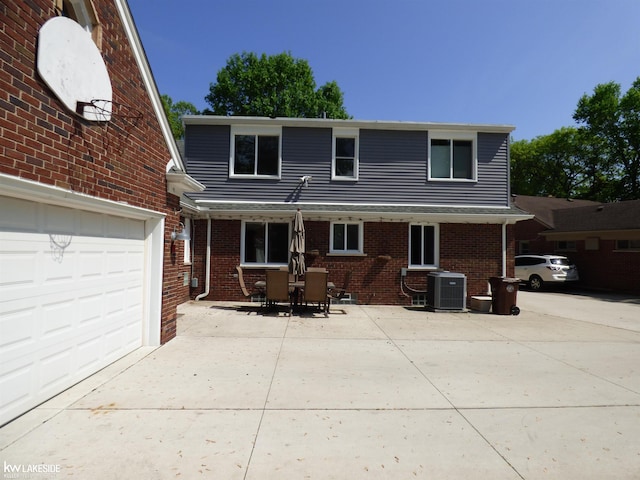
[182,115,516,134]
[166,171,206,197]
[185,201,532,224]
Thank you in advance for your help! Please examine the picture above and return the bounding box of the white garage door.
[0,196,146,426]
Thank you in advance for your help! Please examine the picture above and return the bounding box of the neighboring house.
[181,116,531,306]
[513,196,640,294]
[0,0,203,425]
[512,195,600,254]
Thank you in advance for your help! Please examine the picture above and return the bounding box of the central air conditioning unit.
[427,272,467,312]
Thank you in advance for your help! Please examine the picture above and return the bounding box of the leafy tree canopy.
[511,77,640,201]
[161,94,199,140]
[204,51,350,119]
[574,78,640,200]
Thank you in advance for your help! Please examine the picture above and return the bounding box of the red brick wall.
[190,219,513,305]
[514,219,554,254]
[0,0,189,342]
[561,240,640,295]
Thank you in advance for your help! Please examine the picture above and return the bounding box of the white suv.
[514,254,579,291]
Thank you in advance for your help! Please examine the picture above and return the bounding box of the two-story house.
[0,0,202,426]
[181,116,531,305]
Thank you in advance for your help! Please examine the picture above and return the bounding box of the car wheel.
[529,275,543,291]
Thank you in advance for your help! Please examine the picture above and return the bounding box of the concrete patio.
[1,290,639,479]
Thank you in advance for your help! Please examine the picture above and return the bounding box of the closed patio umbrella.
[289,208,306,278]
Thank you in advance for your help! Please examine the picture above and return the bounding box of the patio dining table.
[254,279,335,308]
[254,280,336,292]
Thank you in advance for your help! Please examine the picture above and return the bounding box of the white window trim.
[183,218,192,264]
[332,127,359,181]
[58,0,102,48]
[408,223,440,269]
[329,221,364,254]
[240,220,290,267]
[229,125,282,179]
[427,131,477,182]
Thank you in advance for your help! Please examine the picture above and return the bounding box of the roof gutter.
[184,203,532,224]
[182,114,516,134]
[194,217,212,301]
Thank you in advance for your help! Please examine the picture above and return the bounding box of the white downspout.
[195,217,211,301]
[502,221,507,277]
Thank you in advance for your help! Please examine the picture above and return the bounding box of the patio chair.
[302,270,329,315]
[327,270,352,313]
[306,267,328,273]
[236,266,264,304]
[265,269,293,315]
[279,265,297,283]
[236,265,264,298]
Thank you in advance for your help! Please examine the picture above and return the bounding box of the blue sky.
[128,0,639,141]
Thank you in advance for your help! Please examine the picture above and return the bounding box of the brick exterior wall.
[1,0,189,343]
[515,220,639,294]
[190,219,515,306]
[567,240,640,294]
[514,219,554,254]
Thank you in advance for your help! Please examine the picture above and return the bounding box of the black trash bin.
[489,277,520,315]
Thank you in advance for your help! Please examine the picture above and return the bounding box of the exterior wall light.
[171,222,190,242]
[299,175,312,187]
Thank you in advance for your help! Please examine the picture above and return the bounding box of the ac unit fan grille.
[427,273,466,311]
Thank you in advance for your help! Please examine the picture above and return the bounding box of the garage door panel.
[0,250,39,288]
[77,336,103,370]
[0,196,147,426]
[78,293,104,325]
[41,300,75,337]
[40,347,73,390]
[0,361,31,411]
[0,306,37,352]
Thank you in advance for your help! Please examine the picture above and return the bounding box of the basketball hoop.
[49,234,73,262]
[86,99,143,154]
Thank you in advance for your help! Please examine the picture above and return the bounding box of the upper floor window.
[230,126,281,178]
[409,224,439,268]
[56,0,102,48]
[332,128,359,180]
[241,221,289,265]
[330,222,363,254]
[428,132,476,181]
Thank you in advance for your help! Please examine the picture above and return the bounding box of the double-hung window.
[330,222,363,254]
[332,128,359,180]
[230,126,281,178]
[428,132,476,181]
[241,221,289,265]
[409,224,439,268]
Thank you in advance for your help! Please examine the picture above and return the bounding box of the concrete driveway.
[1,290,639,479]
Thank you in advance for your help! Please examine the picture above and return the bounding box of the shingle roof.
[511,195,600,228]
[551,199,640,232]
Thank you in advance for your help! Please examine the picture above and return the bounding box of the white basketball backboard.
[37,16,112,122]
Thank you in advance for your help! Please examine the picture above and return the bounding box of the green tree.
[204,52,350,119]
[511,128,591,198]
[161,94,199,140]
[574,78,640,200]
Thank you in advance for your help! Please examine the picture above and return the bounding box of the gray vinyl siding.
[184,125,509,207]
